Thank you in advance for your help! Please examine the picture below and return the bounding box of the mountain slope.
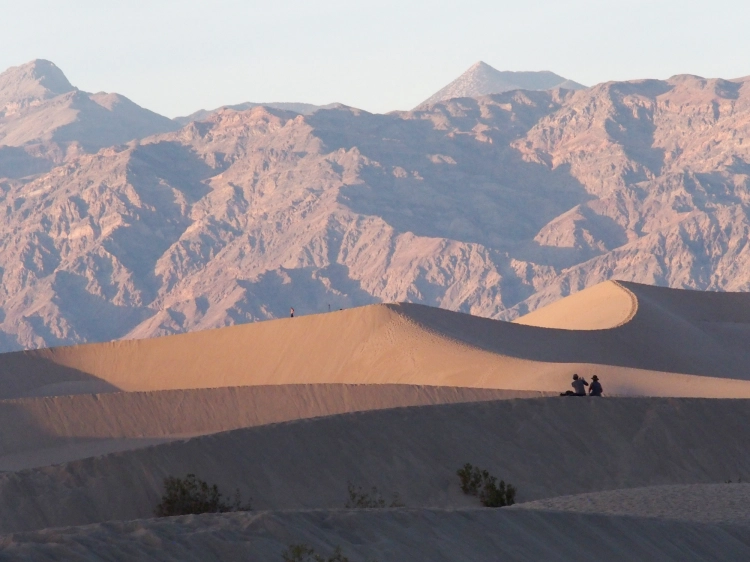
[0,59,73,109]
[0,93,583,350]
[1,72,750,350]
[416,61,585,109]
[0,60,178,178]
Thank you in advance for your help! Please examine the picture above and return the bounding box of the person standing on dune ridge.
[290,307,294,318]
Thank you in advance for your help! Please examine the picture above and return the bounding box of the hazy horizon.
[2,0,749,117]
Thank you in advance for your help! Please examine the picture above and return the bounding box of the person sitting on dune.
[571,374,588,396]
[588,375,603,396]
[560,374,589,396]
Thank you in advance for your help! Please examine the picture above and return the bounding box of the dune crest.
[2,281,750,398]
[513,280,637,330]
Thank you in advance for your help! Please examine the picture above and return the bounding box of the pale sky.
[1,0,748,117]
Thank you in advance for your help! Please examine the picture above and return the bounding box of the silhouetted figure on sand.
[290,307,294,318]
[560,374,588,396]
[589,375,603,396]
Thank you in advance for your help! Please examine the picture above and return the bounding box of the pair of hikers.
[560,374,603,396]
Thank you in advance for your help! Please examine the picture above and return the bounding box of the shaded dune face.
[0,385,543,471]
[1,281,750,399]
[0,397,749,534]
[2,509,748,562]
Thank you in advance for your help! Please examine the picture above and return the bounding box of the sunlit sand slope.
[1,509,748,562]
[2,281,750,398]
[0,385,541,470]
[0,398,748,533]
[514,483,750,525]
[514,280,638,330]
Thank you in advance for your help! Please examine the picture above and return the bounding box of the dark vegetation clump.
[154,473,251,517]
[345,482,404,508]
[282,544,350,562]
[456,463,516,507]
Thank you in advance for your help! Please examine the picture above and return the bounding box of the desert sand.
[514,483,750,524]
[1,281,750,560]
[0,384,541,470]
[0,398,748,534]
[1,508,748,562]
[3,281,750,400]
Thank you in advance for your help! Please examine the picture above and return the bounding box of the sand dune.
[513,280,637,330]
[0,385,540,470]
[2,281,750,399]
[514,483,750,525]
[0,397,748,533]
[1,282,750,558]
[2,508,748,562]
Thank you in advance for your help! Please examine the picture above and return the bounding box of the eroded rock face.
[1,73,750,350]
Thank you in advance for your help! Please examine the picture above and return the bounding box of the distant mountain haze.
[174,102,342,125]
[415,61,586,109]
[0,60,178,179]
[1,59,750,351]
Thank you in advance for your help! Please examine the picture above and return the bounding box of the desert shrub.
[457,463,483,495]
[456,463,516,507]
[282,544,350,562]
[154,473,251,517]
[345,482,404,508]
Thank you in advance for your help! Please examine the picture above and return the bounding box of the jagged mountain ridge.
[1,66,750,350]
[0,60,179,179]
[174,102,342,125]
[416,61,586,109]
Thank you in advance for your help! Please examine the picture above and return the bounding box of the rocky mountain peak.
[415,61,585,109]
[467,60,493,72]
[0,59,180,178]
[0,59,75,111]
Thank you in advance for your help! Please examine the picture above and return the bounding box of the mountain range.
[0,59,749,351]
[174,102,342,125]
